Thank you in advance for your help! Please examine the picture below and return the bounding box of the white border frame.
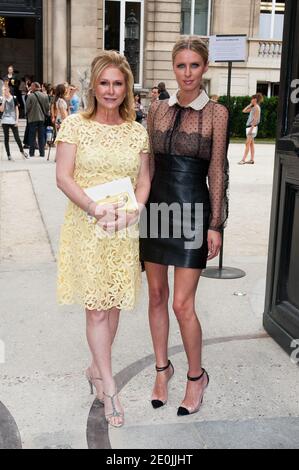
[103,0,144,87]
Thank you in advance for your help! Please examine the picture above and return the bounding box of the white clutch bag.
[84,177,138,213]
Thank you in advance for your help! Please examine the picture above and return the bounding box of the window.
[257,82,280,97]
[257,82,269,97]
[259,1,285,40]
[181,0,211,36]
[104,0,144,86]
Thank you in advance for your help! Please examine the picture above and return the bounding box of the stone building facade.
[0,0,284,97]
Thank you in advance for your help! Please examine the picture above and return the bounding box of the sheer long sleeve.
[208,103,229,232]
[147,101,159,179]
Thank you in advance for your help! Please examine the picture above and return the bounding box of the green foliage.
[218,95,279,138]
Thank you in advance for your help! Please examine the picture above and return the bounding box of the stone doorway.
[0,0,43,84]
[0,16,35,81]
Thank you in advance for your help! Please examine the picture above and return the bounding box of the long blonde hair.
[82,51,136,122]
[172,35,209,65]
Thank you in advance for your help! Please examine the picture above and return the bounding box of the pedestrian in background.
[3,65,18,96]
[69,85,80,114]
[19,77,28,115]
[147,86,160,118]
[158,82,170,100]
[239,93,263,165]
[50,86,57,125]
[26,82,50,158]
[0,84,28,160]
[64,82,71,112]
[150,86,159,104]
[54,84,68,131]
[134,92,144,123]
[210,94,219,102]
[22,79,33,149]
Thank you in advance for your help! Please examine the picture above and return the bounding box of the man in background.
[150,86,159,104]
[158,82,170,100]
[26,82,50,158]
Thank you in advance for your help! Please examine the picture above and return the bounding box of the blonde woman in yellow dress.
[55,51,151,428]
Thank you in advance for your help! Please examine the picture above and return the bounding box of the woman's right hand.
[102,208,139,233]
[93,201,126,223]
[207,230,222,260]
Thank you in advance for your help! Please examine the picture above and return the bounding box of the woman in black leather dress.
[140,36,229,416]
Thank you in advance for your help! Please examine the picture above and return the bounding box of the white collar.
[168,89,210,111]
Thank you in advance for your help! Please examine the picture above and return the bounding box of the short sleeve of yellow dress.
[55,114,149,311]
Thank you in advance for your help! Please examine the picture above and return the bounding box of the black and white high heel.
[151,360,174,409]
[177,368,209,416]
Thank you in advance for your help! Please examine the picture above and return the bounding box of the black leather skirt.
[140,154,211,269]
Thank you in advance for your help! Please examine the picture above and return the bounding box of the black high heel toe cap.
[151,400,165,409]
[177,406,190,416]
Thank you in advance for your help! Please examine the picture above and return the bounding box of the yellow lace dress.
[56,113,149,311]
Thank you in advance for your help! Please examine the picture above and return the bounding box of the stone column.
[52,0,68,84]
[144,0,181,94]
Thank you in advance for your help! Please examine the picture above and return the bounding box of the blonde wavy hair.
[82,50,136,122]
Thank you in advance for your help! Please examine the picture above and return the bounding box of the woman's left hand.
[207,230,222,260]
[99,208,139,233]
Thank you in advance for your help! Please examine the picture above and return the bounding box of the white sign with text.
[209,35,248,62]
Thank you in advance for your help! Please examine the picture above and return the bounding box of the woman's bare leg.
[109,307,121,344]
[145,262,173,403]
[250,140,255,162]
[173,268,208,411]
[89,307,120,399]
[86,309,123,427]
[241,136,252,162]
